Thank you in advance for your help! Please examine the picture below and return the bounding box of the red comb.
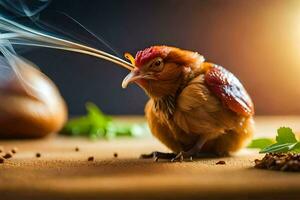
[135,46,169,67]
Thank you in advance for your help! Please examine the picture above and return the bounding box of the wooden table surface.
[1,116,300,200]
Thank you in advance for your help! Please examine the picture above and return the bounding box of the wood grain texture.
[1,116,300,200]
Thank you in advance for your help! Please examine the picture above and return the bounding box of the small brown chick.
[122,46,254,161]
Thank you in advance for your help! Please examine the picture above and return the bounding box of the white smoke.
[0,0,134,98]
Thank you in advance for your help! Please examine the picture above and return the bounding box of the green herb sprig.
[61,102,149,139]
[248,127,300,153]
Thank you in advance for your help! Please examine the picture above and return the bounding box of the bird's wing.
[174,69,253,153]
[204,65,254,117]
[174,74,232,136]
[174,65,253,136]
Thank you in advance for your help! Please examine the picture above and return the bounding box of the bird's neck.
[152,95,176,119]
[150,68,197,119]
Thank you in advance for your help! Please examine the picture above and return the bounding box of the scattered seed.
[11,147,18,154]
[3,153,12,159]
[255,153,300,172]
[88,156,94,161]
[0,157,4,164]
[75,147,80,152]
[113,152,118,158]
[216,160,226,165]
[36,153,41,158]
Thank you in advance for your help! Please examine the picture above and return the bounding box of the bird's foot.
[171,151,193,162]
[140,151,176,161]
[170,151,219,162]
[140,151,198,162]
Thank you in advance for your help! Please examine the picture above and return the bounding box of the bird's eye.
[150,58,164,71]
[154,60,161,66]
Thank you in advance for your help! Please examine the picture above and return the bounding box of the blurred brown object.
[0,59,67,138]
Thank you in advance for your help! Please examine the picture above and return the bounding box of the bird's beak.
[122,69,143,88]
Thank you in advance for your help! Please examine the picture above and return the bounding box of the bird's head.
[122,46,205,98]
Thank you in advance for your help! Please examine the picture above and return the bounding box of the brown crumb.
[3,153,12,159]
[11,147,18,154]
[36,153,41,158]
[255,153,300,172]
[113,152,118,158]
[0,157,4,163]
[216,160,226,165]
[88,156,94,161]
[0,147,3,153]
[75,147,80,152]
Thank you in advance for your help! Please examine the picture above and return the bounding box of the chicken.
[122,46,254,161]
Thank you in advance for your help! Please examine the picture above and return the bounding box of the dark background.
[22,0,300,115]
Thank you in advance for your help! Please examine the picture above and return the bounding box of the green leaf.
[61,116,91,135]
[247,138,275,150]
[259,127,299,153]
[106,122,132,137]
[276,127,297,143]
[260,142,299,153]
[248,127,300,154]
[61,102,149,140]
[290,142,300,153]
[86,102,111,128]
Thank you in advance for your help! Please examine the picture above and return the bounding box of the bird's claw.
[171,151,193,162]
[140,151,194,162]
[171,152,184,162]
[140,151,176,161]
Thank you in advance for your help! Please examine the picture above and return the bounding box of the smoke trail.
[0,0,51,17]
[0,0,120,55]
[0,0,135,100]
[52,11,122,57]
[0,0,133,70]
[0,40,43,98]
